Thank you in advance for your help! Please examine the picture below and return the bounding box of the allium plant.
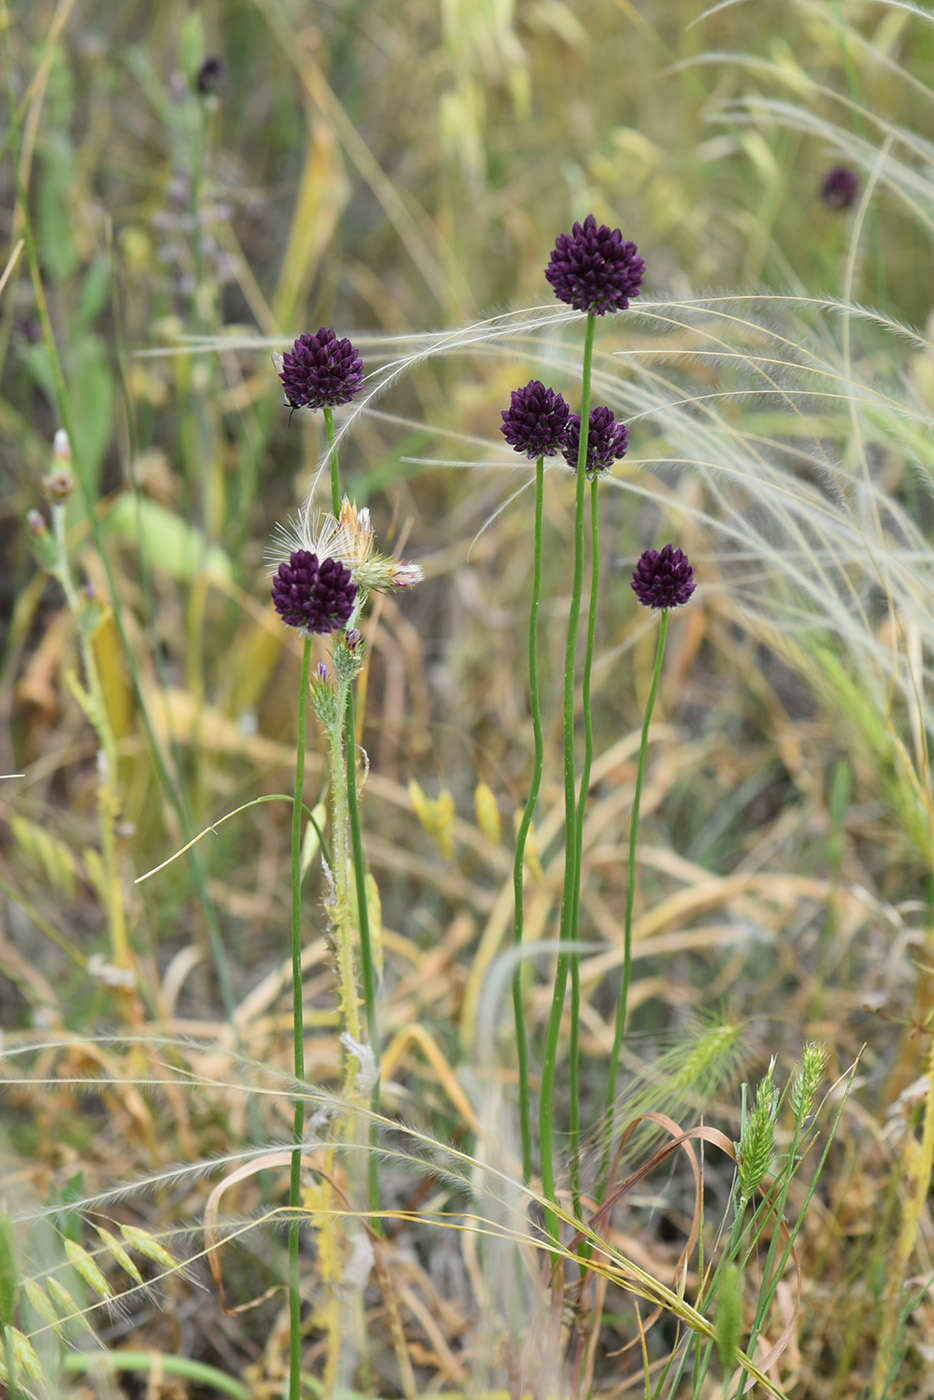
[501,378,571,1182]
[269,337,421,1400]
[537,214,643,1240]
[273,328,366,511]
[599,543,697,1196]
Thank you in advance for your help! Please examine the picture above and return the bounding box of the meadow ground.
[2,1,934,1396]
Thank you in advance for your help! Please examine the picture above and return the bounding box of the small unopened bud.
[27,509,47,537]
[53,428,71,463]
[389,561,423,589]
[345,628,362,650]
[43,469,74,503]
[316,661,329,682]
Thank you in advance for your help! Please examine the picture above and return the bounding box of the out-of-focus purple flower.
[820,166,860,211]
[500,380,571,458]
[275,329,364,417]
[545,214,645,315]
[271,550,358,635]
[562,406,629,477]
[196,56,224,96]
[631,544,696,610]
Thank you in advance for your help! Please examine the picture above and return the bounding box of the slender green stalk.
[512,453,546,1185]
[598,608,670,1204]
[289,637,313,1400]
[325,407,341,517]
[539,313,596,1243]
[569,474,601,1215]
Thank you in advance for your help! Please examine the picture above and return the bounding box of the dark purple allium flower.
[196,56,224,95]
[631,543,696,610]
[820,166,860,211]
[271,550,358,635]
[501,379,571,458]
[562,406,629,476]
[545,214,645,315]
[277,329,365,416]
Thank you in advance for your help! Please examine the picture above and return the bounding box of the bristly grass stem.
[324,405,382,1227]
[540,310,596,1244]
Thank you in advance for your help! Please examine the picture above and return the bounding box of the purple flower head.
[501,380,571,458]
[546,214,645,315]
[276,329,364,418]
[271,550,358,636]
[631,543,696,610]
[196,56,224,96]
[562,406,629,477]
[820,166,860,211]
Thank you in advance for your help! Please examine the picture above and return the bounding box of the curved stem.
[289,636,312,1400]
[539,312,596,1243]
[598,607,669,1203]
[512,453,545,1185]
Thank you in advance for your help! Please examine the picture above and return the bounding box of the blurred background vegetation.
[3,0,934,1395]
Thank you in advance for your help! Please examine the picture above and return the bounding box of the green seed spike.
[119,1224,179,1273]
[64,1240,112,1300]
[92,1225,144,1286]
[8,1326,45,1383]
[46,1277,92,1334]
[23,1279,62,1335]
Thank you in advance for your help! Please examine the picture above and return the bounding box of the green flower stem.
[512,453,546,1185]
[324,407,341,517]
[598,607,670,1204]
[569,473,601,1216]
[289,636,313,1400]
[347,683,382,1229]
[539,311,596,1244]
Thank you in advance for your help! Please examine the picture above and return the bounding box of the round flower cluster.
[545,214,645,316]
[562,406,629,477]
[502,386,629,478]
[500,380,571,458]
[271,551,358,636]
[276,328,364,415]
[630,544,696,610]
[820,166,860,211]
